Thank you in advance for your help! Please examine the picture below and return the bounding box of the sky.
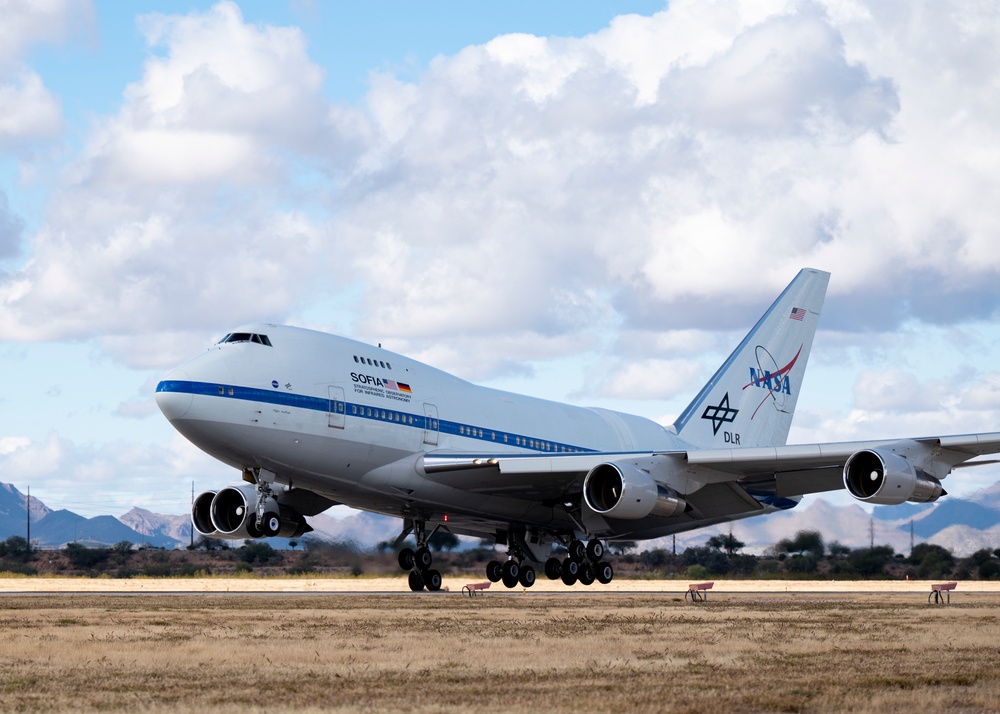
[2,0,1000,519]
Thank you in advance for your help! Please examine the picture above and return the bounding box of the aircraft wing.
[421,432,1000,503]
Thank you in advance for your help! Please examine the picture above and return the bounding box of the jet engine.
[191,490,218,538]
[192,484,311,539]
[843,448,945,505]
[582,462,687,520]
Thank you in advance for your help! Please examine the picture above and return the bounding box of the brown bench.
[928,581,957,604]
[685,581,715,602]
[462,581,492,597]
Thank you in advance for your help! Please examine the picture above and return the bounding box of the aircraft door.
[423,403,439,446]
[328,385,346,429]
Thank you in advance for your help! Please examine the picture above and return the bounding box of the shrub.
[686,564,711,580]
[64,543,109,569]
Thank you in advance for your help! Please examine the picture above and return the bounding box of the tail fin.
[672,268,829,449]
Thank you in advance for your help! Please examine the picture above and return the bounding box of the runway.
[3,575,1000,594]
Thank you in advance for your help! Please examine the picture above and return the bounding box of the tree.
[775,531,824,557]
[0,536,32,563]
[683,546,730,574]
[240,541,281,564]
[848,545,896,577]
[707,533,744,556]
[428,530,460,552]
[609,541,638,556]
[112,541,134,557]
[827,541,851,559]
[194,536,228,551]
[908,543,954,579]
[64,542,108,568]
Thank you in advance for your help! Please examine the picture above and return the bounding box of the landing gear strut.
[394,519,443,592]
[544,538,614,587]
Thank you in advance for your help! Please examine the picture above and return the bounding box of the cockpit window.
[219,332,272,346]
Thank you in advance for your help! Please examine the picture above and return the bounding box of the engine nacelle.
[583,462,687,520]
[191,490,218,537]
[210,484,271,538]
[843,448,945,505]
[203,485,311,539]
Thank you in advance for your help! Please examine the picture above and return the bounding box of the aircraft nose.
[155,370,193,421]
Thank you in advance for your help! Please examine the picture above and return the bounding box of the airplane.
[155,268,1000,591]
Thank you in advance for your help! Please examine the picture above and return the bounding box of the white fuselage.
[156,324,687,534]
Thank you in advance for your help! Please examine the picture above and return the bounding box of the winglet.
[672,268,830,449]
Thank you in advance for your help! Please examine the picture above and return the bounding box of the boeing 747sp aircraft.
[156,269,1000,590]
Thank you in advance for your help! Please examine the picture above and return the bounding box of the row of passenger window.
[351,404,414,425]
[347,402,583,453]
[353,354,392,370]
[456,424,585,453]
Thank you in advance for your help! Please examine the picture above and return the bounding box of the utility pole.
[190,481,195,549]
[869,515,874,549]
[910,519,914,554]
[26,486,30,550]
[672,534,676,556]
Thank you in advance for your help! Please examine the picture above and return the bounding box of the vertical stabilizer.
[672,268,829,449]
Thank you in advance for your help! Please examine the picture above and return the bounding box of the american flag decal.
[789,307,806,321]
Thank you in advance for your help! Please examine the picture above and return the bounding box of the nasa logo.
[748,368,792,395]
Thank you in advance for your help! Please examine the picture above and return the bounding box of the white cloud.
[0,0,91,149]
[853,368,950,412]
[0,69,63,146]
[4,0,1000,383]
[0,3,340,354]
[588,357,706,401]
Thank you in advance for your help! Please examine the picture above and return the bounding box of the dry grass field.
[2,590,1000,713]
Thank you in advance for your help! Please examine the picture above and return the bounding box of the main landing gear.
[482,538,613,589]
[542,539,614,587]
[395,520,443,592]
[485,549,537,589]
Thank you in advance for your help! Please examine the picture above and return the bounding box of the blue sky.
[3,0,1000,519]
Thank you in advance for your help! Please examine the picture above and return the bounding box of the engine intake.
[191,490,218,537]
[583,462,686,520]
[843,448,945,505]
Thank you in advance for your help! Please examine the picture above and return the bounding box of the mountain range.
[2,481,999,556]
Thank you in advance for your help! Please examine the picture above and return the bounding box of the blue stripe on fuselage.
[155,380,595,454]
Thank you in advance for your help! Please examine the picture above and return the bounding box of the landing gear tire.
[407,569,424,592]
[561,558,579,586]
[262,512,281,538]
[519,565,536,588]
[544,557,562,580]
[424,569,442,591]
[561,565,578,586]
[578,564,596,586]
[486,560,503,583]
[415,546,433,571]
[501,560,520,588]
[586,539,604,562]
[568,540,586,562]
[595,561,614,584]
[398,548,416,571]
[246,517,264,539]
